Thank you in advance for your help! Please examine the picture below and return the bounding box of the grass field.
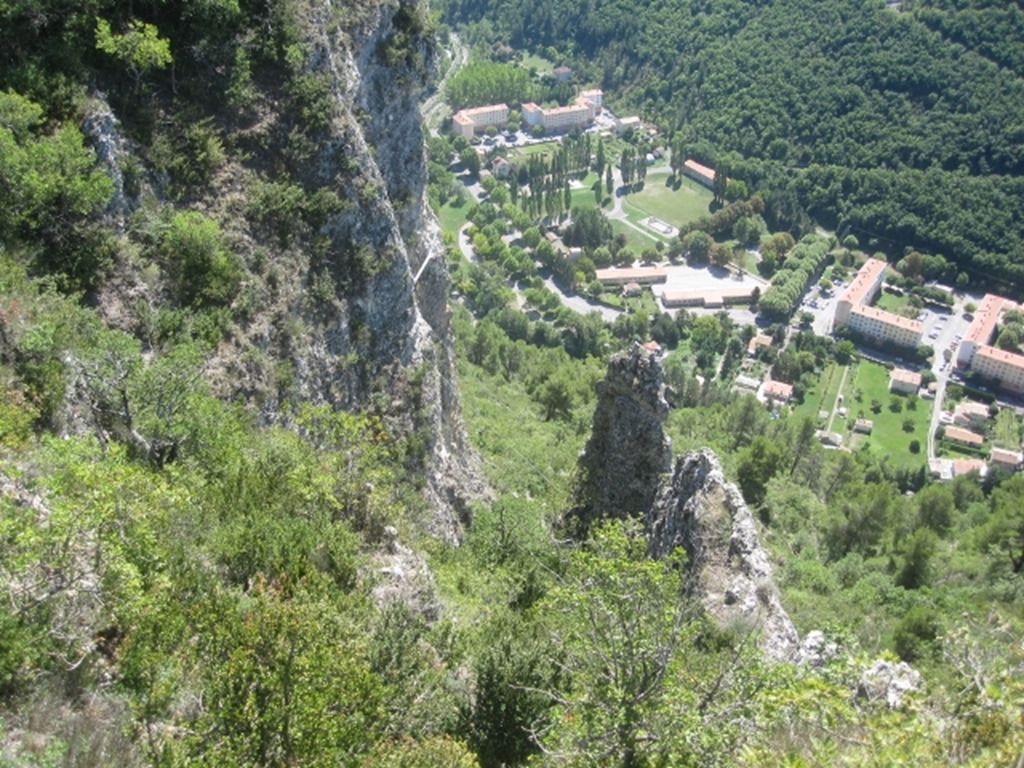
[610,219,659,250]
[793,362,848,427]
[509,140,561,158]
[874,289,913,314]
[622,173,713,229]
[845,360,931,467]
[519,52,555,75]
[436,197,471,235]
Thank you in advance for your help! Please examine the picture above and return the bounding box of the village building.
[953,401,991,426]
[817,430,844,447]
[595,267,667,287]
[491,157,512,178]
[854,418,874,434]
[747,333,774,357]
[943,425,985,448]
[615,115,642,135]
[761,380,794,404]
[450,103,510,139]
[734,374,761,391]
[990,447,1022,471]
[553,65,573,82]
[930,457,989,480]
[661,285,758,309]
[954,458,989,477]
[681,158,715,189]
[889,367,922,394]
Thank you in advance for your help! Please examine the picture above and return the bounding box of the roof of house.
[595,267,668,281]
[849,304,924,333]
[990,447,1022,466]
[840,258,887,308]
[763,380,794,400]
[683,158,714,181]
[580,88,603,98]
[890,367,922,386]
[855,418,874,428]
[964,294,1005,347]
[944,426,985,446]
[953,458,988,477]
[955,401,991,418]
[747,333,773,353]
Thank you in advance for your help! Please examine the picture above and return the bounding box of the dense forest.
[1,0,1023,765]
[438,0,1024,288]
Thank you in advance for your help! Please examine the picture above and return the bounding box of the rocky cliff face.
[87,0,487,541]
[568,344,672,538]
[647,449,799,661]
[571,344,799,660]
[299,0,488,538]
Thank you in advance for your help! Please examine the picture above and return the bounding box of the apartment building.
[522,92,599,133]
[956,293,1024,392]
[834,258,887,328]
[957,293,1005,368]
[972,346,1024,393]
[450,103,510,139]
[834,258,923,349]
[846,305,924,348]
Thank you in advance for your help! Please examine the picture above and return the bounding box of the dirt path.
[825,364,851,433]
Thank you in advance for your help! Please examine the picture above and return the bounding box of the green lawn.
[509,140,561,158]
[793,362,848,427]
[610,219,659,250]
[436,197,471,235]
[622,173,713,229]
[519,52,555,75]
[874,288,913,314]
[845,360,931,466]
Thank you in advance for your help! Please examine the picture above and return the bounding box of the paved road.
[420,34,468,133]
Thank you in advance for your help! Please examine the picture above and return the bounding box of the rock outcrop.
[647,449,799,661]
[571,344,799,660]
[568,343,672,537]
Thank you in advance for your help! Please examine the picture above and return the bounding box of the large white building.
[957,293,1024,393]
[450,103,509,139]
[522,92,599,133]
[834,258,923,349]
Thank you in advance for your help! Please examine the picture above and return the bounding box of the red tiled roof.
[841,258,887,308]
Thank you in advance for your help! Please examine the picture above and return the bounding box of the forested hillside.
[2,0,1024,765]
[439,0,1024,287]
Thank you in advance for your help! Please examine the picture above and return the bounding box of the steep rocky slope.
[85,0,487,541]
[570,344,799,660]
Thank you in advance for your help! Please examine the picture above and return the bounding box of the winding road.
[420,34,468,133]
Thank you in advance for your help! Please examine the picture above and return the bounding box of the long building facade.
[522,92,600,133]
[450,103,509,139]
[957,293,1024,392]
[833,258,923,348]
